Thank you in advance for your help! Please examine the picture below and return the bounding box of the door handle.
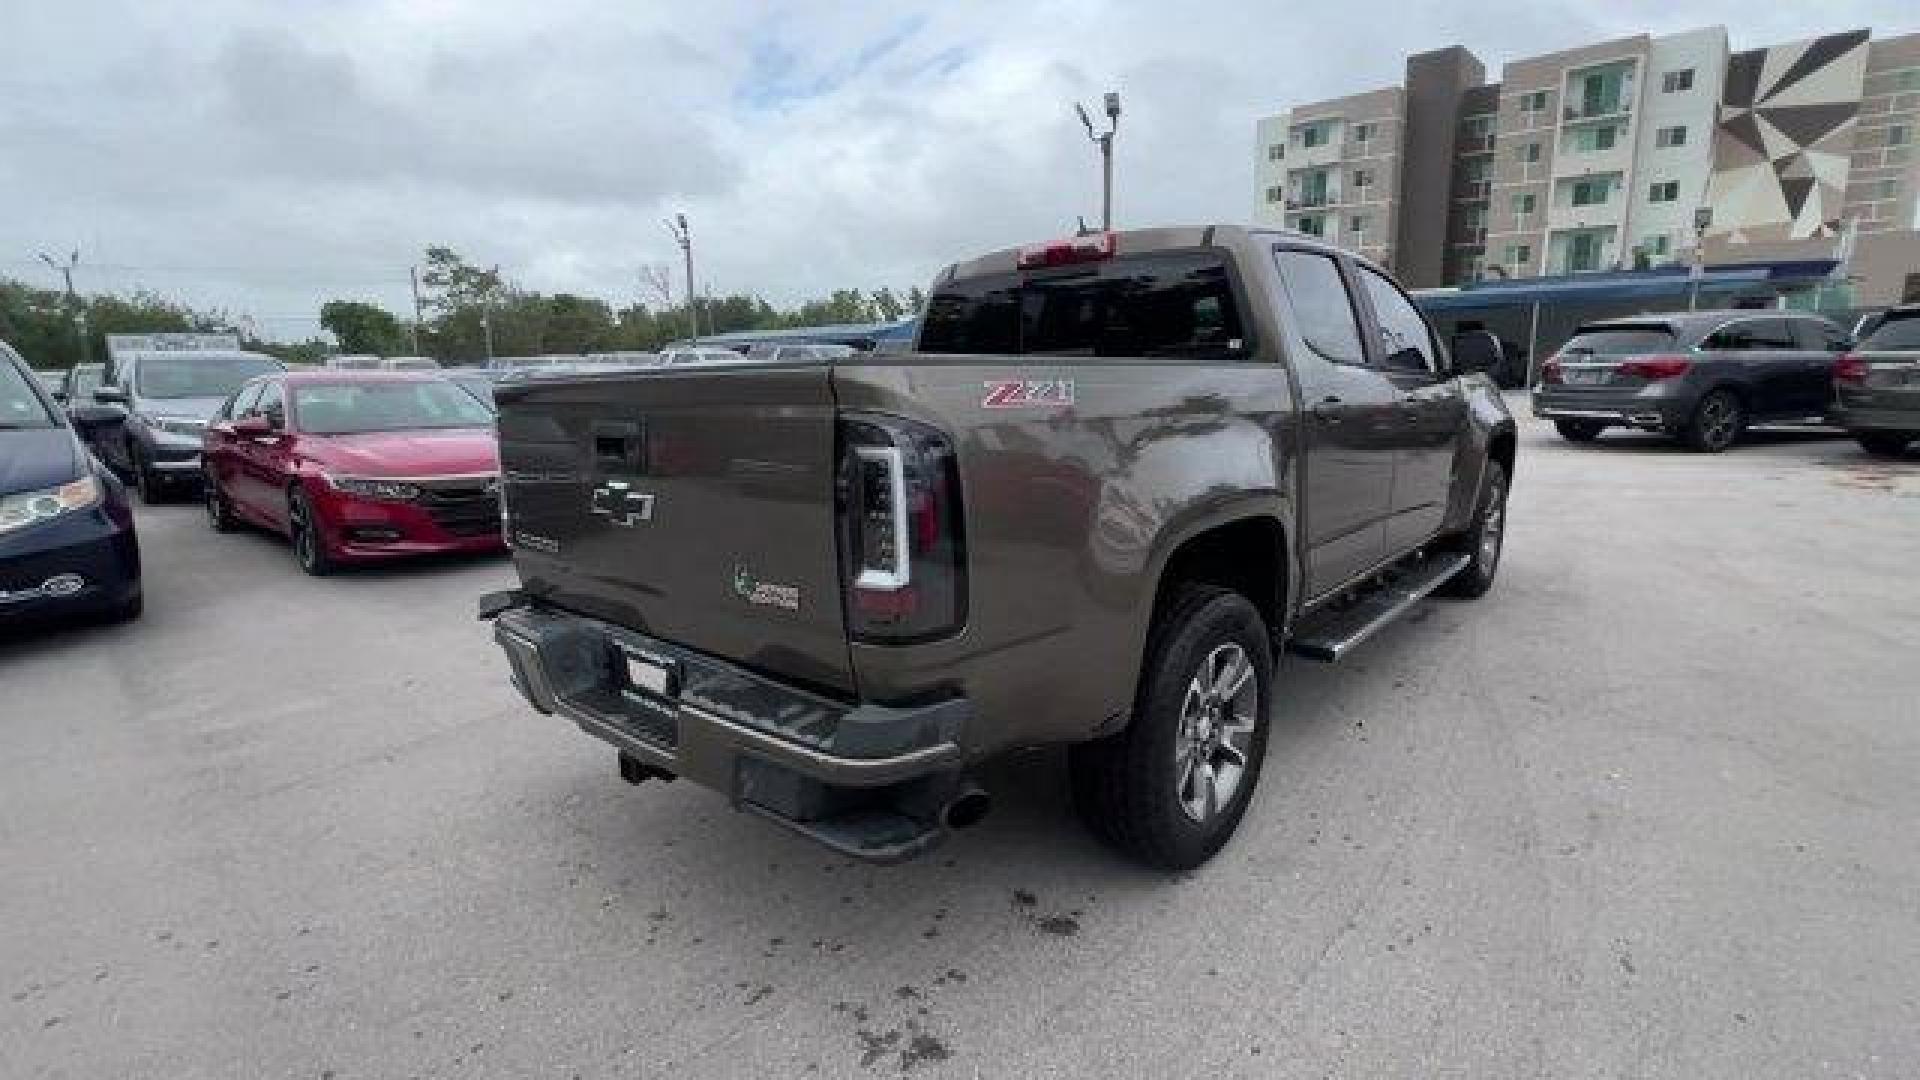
[1310,396,1343,423]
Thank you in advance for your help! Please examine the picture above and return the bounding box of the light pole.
[38,249,85,362]
[665,214,697,339]
[1688,206,1712,311]
[1073,91,1121,232]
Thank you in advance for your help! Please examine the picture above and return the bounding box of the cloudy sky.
[2,1,1914,340]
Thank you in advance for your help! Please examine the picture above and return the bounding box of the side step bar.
[1286,552,1470,663]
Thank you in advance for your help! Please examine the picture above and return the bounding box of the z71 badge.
[982,379,1075,410]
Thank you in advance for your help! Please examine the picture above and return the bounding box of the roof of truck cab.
[935,224,1334,285]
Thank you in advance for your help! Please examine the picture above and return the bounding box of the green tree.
[871,287,905,322]
[319,300,408,355]
[905,286,927,315]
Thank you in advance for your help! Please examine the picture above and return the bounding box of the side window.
[1271,248,1366,365]
[1701,323,1756,351]
[1356,266,1439,374]
[1789,320,1845,352]
[224,383,263,421]
[254,381,286,429]
[1750,320,1799,350]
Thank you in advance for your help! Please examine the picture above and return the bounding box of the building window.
[1352,122,1374,145]
[1874,178,1900,200]
[1351,167,1373,191]
[1565,124,1619,154]
[1662,69,1694,93]
[1296,214,1325,237]
[1460,156,1490,182]
[1266,185,1286,204]
[1570,177,1611,206]
[1350,215,1370,237]
[1515,141,1541,163]
[1656,125,1687,148]
[1506,243,1532,269]
[1643,235,1671,257]
[1888,124,1911,147]
[1512,192,1537,215]
[1461,115,1493,139]
[1520,90,1549,114]
[1299,123,1330,148]
[1898,70,1920,93]
[1268,143,1285,161]
[1648,180,1680,203]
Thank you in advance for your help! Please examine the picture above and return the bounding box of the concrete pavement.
[3,418,1918,1079]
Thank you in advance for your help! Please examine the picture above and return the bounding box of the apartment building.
[1254,26,1920,303]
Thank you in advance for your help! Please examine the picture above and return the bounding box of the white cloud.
[0,0,1913,338]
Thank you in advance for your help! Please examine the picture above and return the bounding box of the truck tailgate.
[496,367,854,696]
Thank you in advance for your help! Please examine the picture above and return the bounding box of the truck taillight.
[1834,354,1869,383]
[1618,355,1691,380]
[838,414,966,643]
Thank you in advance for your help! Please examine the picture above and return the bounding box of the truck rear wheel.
[1437,458,1507,599]
[1070,583,1273,872]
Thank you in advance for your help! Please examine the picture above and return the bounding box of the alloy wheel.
[291,498,317,570]
[1174,642,1258,824]
[1479,477,1505,569]
[1699,395,1739,450]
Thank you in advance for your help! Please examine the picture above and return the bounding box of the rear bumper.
[1532,389,1681,431]
[487,598,969,863]
[1829,403,1920,434]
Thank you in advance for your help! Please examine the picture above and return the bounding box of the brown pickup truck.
[481,225,1515,871]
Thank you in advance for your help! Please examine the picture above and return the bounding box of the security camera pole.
[665,214,697,338]
[1074,91,1121,232]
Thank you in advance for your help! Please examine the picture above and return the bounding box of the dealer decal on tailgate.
[982,379,1075,410]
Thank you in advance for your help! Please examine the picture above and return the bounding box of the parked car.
[1831,304,1919,457]
[201,371,503,575]
[88,349,285,501]
[0,341,141,624]
[656,346,750,367]
[1533,309,1849,452]
[447,369,499,411]
[56,362,104,406]
[481,225,1515,870]
[742,342,857,363]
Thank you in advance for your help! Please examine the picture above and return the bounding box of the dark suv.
[1832,305,1919,457]
[89,350,284,501]
[1533,310,1849,452]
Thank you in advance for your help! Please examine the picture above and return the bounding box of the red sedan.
[201,371,503,575]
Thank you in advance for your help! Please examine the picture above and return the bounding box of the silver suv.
[1532,309,1849,452]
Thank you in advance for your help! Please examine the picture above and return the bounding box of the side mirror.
[1450,331,1503,376]
[231,415,275,438]
[94,385,129,405]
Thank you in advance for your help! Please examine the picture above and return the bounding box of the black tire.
[1554,419,1604,443]
[1684,389,1744,453]
[1855,431,1914,458]
[287,487,334,577]
[1070,583,1273,872]
[1438,458,1508,599]
[204,472,238,532]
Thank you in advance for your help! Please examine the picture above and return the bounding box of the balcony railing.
[1564,100,1631,123]
[1286,193,1335,210]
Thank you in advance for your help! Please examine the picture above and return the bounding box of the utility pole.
[665,214,697,338]
[408,265,425,355]
[1073,92,1122,232]
[38,250,85,363]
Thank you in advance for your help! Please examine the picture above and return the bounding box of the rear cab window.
[1560,325,1678,357]
[919,250,1248,360]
